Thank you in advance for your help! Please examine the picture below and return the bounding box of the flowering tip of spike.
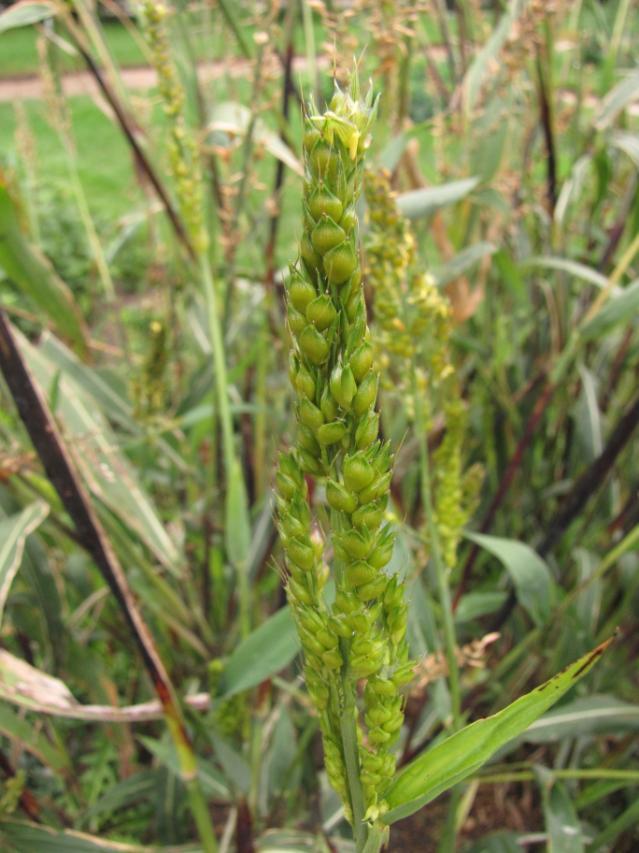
[307,78,378,160]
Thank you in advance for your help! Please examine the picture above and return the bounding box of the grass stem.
[412,365,462,730]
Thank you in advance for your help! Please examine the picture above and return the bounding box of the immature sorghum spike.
[140,0,207,254]
[364,168,483,571]
[277,81,413,829]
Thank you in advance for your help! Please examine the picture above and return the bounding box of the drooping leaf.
[207,101,302,175]
[0,648,206,723]
[581,279,639,340]
[525,256,609,290]
[0,0,54,34]
[0,182,88,356]
[383,637,613,824]
[595,68,639,130]
[0,501,49,626]
[434,242,496,286]
[396,177,479,220]
[454,591,509,624]
[217,606,300,699]
[609,131,639,167]
[15,328,181,574]
[464,531,554,626]
[523,694,639,743]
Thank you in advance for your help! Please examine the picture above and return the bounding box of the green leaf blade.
[217,606,300,699]
[0,501,49,626]
[464,531,555,626]
[383,638,614,825]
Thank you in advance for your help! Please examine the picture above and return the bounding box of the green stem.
[331,508,368,852]
[166,711,218,853]
[338,673,368,852]
[480,768,639,785]
[200,254,251,637]
[411,366,462,730]
[300,0,318,100]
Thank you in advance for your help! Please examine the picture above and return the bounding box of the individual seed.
[286,538,315,571]
[311,218,346,255]
[343,452,375,492]
[357,471,392,504]
[288,273,317,312]
[330,364,357,409]
[294,364,316,399]
[324,242,358,285]
[317,421,347,445]
[353,371,379,416]
[299,325,330,365]
[337,528,373,560]
[298,398,324,430]
[355,411,379,449]
[356,576,388,601]
[308,186,344,223]
[326,480,358,513]
[345,560,377,587]
[300,234,322,273]
[349,341,374,381]
[310,141,339,181]
[368,535,394,569]
[352,499,385,529]
[320,387,338,421]
[306,294,337,330]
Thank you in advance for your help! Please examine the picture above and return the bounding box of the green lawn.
[0,97,138,222]
[0,19,150,77]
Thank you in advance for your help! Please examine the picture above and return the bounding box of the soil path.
[0,56,316,102]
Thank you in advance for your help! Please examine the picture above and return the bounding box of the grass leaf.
[16,328,181,574]
[595,68,639,130]
[396,177,479,220]
[383,637,614,824]
[0,1,54,34]
[0,181,88,356]
[464,531,554,626]
[217,606,300,699]
[0,501,49,626]
[581,279,639,340]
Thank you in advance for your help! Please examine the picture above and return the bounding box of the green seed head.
[278,77,409,829]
